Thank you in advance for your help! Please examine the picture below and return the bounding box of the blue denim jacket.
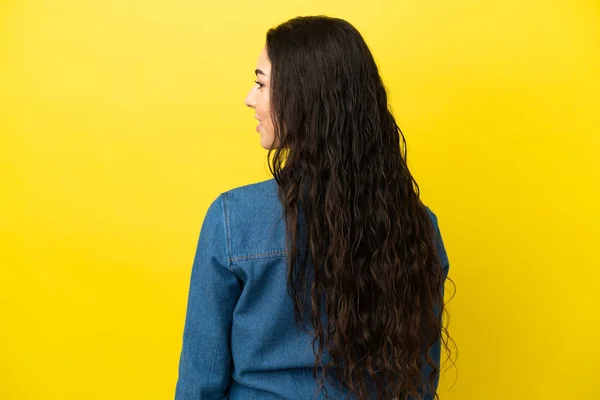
[175,178,450,400]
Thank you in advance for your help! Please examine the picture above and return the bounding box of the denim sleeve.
[175,194,242,400]
[419,210,450,400]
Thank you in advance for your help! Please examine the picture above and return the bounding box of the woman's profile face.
[245,46,276,150]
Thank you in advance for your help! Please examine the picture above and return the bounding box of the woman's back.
[175,178,449,400]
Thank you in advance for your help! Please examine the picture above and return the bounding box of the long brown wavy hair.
[265,16,453,400]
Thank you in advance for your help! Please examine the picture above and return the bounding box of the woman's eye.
[255,80,264,89]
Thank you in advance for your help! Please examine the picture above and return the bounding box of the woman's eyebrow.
[255,69,267,76]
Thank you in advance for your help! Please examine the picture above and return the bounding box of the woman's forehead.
[256,46,271,73]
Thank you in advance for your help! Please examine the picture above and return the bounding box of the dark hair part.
[266,16,453,400]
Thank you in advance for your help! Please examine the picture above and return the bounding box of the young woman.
[175,15,451,400]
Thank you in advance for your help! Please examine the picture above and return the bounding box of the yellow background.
[1,0,598,399]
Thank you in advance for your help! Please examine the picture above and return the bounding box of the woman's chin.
[259,137,275,150]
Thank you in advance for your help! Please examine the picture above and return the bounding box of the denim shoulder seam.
[220,192,233,269]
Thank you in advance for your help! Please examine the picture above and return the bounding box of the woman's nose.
[245,88,255,108]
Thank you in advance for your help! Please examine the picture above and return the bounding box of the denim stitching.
[221,192,233,268]
[230,251,287,263]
